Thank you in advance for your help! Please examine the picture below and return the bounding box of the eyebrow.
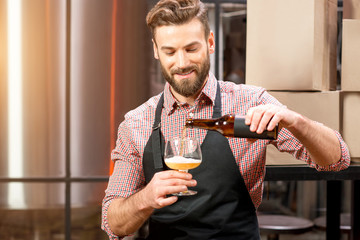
[160,41,201,51]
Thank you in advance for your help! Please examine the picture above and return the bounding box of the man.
[102,0,350,239]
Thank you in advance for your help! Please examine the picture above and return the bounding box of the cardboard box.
[343,0,360,19]
[266,91,341,165]
[246,0,337,91]
[341,20,360,91]
[266,145,306,165]
[342,93,360,158]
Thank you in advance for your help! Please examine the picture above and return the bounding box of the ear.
[208,31,215,54]
[152,39,159,59]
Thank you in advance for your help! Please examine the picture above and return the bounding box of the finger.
[151,184,184,200]
[257,109,275,134]
[267,112,283,131]
[156,196,178,208]
[167,185,188,195]
[185,179,197,187]
[249,107,265,132]
[267,106,289,130]
[157,170,193,180]
[155,185,191,200]
[164,178,197,187]
[151,178,196,197]
[245,107,255,125]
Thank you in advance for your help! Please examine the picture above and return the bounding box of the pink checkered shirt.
[102,72,350,239]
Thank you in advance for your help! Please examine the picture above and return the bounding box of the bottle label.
[233,117,276,140]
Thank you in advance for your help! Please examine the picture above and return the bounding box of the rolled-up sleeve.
[101,119,146,239]
[102,197,120,240]
[273,126,351,172]
[312,130,351,171]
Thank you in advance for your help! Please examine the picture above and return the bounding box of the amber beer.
[165,156,202,171]
[185,114,278,140]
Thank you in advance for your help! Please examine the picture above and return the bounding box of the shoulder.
[121,93,163,134]
[217,81,283,114]
[218,80,266,95]
[218,80,270,102]
[117,93,163,152]
[124,93,162,121]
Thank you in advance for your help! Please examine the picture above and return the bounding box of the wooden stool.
[314,213,351,237]
[257,214,314,240]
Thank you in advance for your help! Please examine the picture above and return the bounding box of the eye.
[165,51,175,56]
[187,48,197,52]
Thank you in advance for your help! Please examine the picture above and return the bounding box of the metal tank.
[0,0,156,238]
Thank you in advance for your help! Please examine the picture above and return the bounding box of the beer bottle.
[185,114,278,140]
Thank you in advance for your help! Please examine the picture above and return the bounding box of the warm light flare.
[7,0,25,208]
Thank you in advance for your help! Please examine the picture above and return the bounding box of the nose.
[175,51,189,69]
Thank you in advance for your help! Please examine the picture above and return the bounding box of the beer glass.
[164,137,202,196]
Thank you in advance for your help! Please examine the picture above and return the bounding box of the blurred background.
[0,0,357,239]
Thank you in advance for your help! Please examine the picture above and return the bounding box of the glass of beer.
[164,137,202,196]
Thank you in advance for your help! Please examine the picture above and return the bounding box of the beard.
[160,52,210,98]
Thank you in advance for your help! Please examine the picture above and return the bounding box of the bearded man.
[102,1,350,239]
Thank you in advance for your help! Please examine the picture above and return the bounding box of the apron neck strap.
[212,82,222,118]
[153,94,164,130]
[152,94,165,169]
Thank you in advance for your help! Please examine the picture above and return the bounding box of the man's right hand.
[108,170,197,237]
[142,170,197,209]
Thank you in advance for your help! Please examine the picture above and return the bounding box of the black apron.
[143,83,260,240]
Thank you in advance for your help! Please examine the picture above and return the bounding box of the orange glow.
[45,0,52,121]
[109,0,118,176]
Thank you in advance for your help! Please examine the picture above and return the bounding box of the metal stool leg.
[267,233,279,240]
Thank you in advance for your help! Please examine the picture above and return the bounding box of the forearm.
[287,113,341,167]
[108,191,154,237]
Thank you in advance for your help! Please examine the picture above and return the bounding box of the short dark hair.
[146,0,210,41]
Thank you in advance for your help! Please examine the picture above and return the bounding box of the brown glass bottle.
[185,114,278,140]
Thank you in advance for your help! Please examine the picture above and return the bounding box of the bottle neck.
[185,119,217,129]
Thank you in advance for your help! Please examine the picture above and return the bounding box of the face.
[153,18,215,98]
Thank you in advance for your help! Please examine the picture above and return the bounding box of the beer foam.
[165,156,201,163]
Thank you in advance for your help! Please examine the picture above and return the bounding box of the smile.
[181,70,194,75]
[176,70,194,77]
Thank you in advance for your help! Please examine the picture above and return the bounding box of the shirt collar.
[163,72,218,115]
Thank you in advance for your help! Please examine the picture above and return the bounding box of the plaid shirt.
[102,72,350,239]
